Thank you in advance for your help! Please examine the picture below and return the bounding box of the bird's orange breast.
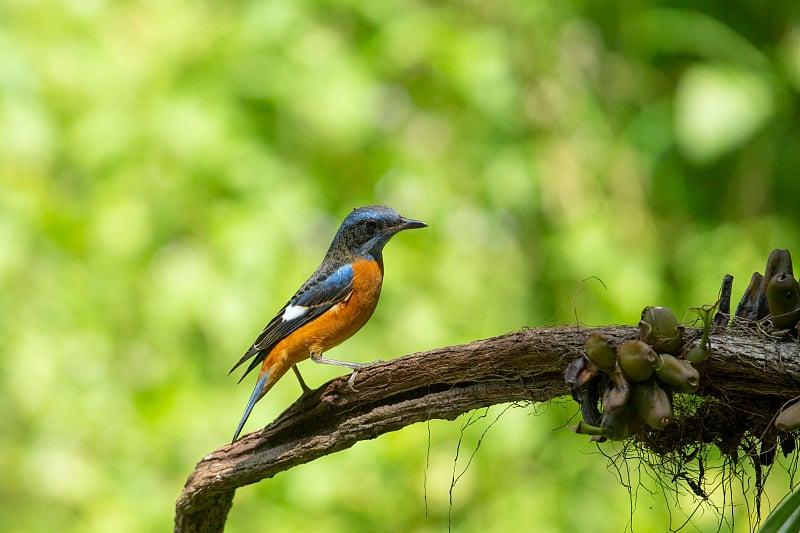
[270,258,384,368]
[305,258,384,351]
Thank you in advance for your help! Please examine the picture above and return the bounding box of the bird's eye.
[364,219,378,232]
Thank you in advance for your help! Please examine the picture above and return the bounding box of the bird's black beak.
[398,217,427,231]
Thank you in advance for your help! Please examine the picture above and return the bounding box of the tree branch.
[174,325,800,532]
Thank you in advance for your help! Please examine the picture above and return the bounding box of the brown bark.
[174,325,800,532]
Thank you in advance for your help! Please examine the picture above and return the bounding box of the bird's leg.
[291,364,311,394]
[309,353,371,369]
[309,350,374,392]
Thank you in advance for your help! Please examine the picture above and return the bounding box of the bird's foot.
[346,359,387,391]
[347,370,359,392]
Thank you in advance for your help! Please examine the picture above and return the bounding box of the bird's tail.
[232,371,270,443]
[231,360,293,443]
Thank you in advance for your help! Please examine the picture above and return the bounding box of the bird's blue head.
[328,205,426,261]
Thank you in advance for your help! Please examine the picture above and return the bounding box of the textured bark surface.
[174,325,800,532]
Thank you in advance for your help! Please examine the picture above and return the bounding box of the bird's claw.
[347,370,359,392]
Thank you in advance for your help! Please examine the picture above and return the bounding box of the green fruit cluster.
[568,306,705,442]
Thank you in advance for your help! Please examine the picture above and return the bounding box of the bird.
[229,205,426,442]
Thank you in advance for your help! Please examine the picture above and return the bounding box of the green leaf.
[759,487,800,533]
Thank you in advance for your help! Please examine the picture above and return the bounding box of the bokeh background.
[3,1,800,532]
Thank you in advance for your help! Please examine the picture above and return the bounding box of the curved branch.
[175,325,800,532]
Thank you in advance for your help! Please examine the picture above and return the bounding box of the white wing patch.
[282,304,309,322]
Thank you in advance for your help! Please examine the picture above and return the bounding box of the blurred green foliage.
[2,0,800,532]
